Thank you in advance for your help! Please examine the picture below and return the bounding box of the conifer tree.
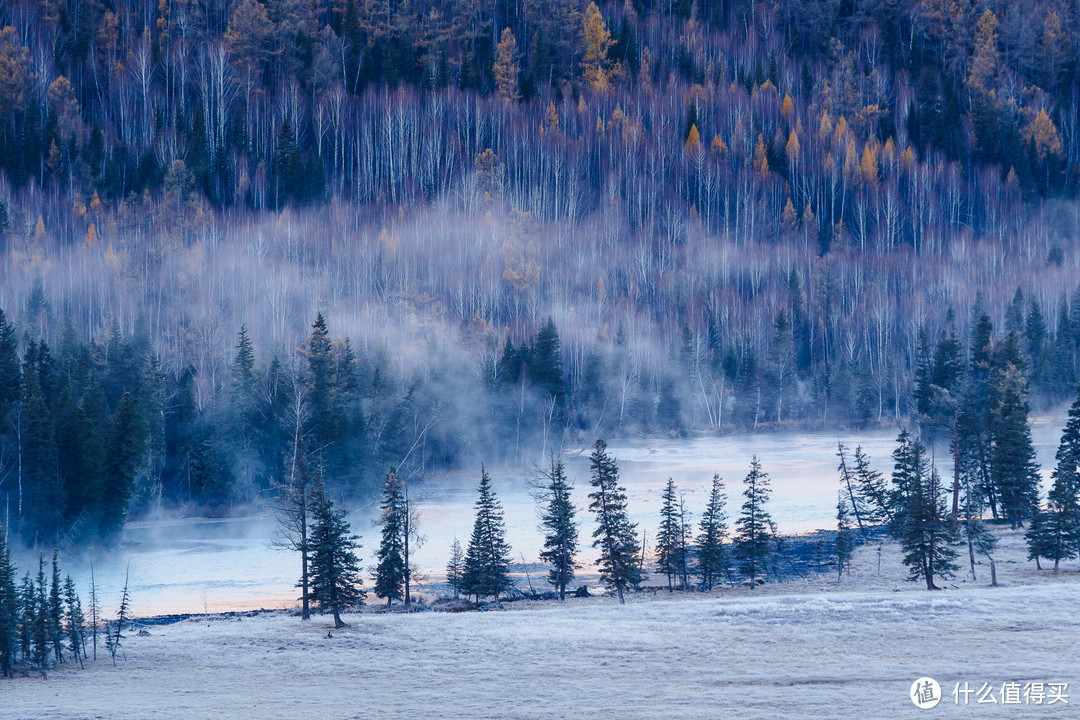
[462,467,513,602]
[835,491,855,579]
[537,457,578,600]
[102,392,147,540]
[445,538,465,599]
[892,433,958,590]
[307,477,365,628]
[63,574,84,669]
[734,456,775,588]
[0,528,17,677]
[20,363,59,546]
[587,440,641,603]
[494,29,521,102]
[32,556,48,677]
[107,566,130,666]
[48,550,64,664]
[656,478,685,591]
[989,350,1040,529]
[373,469,406,606]
[696,474,729,591]
[1027,384,1080,572]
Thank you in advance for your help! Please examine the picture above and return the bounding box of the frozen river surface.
[50,416,1068,615]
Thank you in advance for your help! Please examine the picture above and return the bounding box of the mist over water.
[48,414,1067,617]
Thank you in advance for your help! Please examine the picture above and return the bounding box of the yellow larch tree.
[582,2,614,93]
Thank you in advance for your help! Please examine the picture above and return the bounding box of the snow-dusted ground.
[39,418,1070,617]
[6,534,1079,720]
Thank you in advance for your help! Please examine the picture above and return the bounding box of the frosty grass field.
[5,426,1079,718]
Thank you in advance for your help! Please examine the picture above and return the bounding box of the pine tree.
[19,363,60,546]
[892,433,958,590]
[734,456,775,588]
[853,446,891,526]
[63,574,84,669]
[373,469,406,606]
[1027,384,1080,572]
[696,474,729,591]
[107,566,130,665]
[462,467,513,602]
[445,538,465,599]
[989,347,1040,529]
[587,440,641,603]
[307,477,365,628]
[537,457,578,600]
[656,478,685,591]
[48,550,64,664]
[31,555,48,677]
[101,392,147,541]
[0,527,17,677]
[835,491,855,579]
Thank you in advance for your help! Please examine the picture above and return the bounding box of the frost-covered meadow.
[6,533,1078,720]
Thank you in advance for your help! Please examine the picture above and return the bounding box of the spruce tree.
[0,528,17,677]
[989,356,1040,529]
[696,474,729,591]
[1027,384,1080,571]
[734,456,775,588]
[20,363,60,546]
[48,550,64,664]
[656,478,685,591]
[835,491,855,579]
[445,538,465,599]
[852,445,891,526]
[31,556,48,677]
[587,440,641,603]
[373,469,407,606]
[0,309,18,419]
[537,457,578,600]
[462,467,513,602]
[892,433,958,589]
[63,575,85,669]
[102,392,147,541]
[307,478,365,628]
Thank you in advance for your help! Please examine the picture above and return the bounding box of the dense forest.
[4,0,1080,547]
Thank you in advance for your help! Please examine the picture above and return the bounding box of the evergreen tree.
[0,309,18,418]
[63,574,84,669]
[696,474,729,591]
[48,550,64,664]
[0,528,17,677]
[989,344,1040,529]
[462,467,513,602]
[445,538,465,599]
[101,392,147,541]
[853,445,891,526]
[107,566,130,666]
[587,440,641,603]
[530,318,566,408]
[307,477,365,628]
[537,457,578,600]
[656,478,685,590]
[1026,384,1080,572]
[734,456,775,588]
[31,556,48,677]
[20,362,60,546]
[373,469,406,606]
[835,491,855,579]
[892,433,958,589]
